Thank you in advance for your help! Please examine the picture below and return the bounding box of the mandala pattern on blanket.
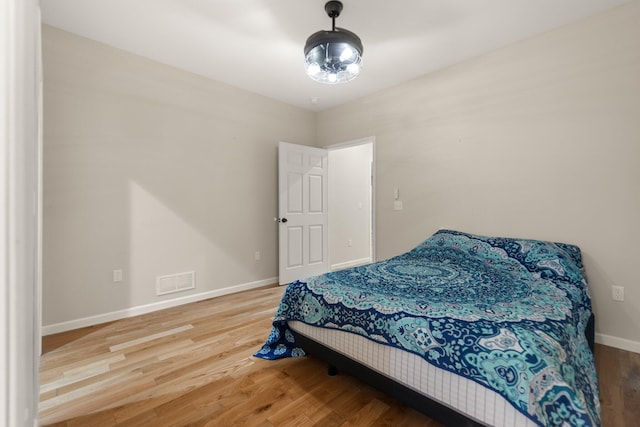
[255,230,600,427]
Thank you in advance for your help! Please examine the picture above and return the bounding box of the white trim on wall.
[595,333,640,355]
[42,277,278,336]
[331,257,373,272]
[325,136,376,150]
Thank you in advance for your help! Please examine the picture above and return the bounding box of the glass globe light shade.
[304,28,363,84]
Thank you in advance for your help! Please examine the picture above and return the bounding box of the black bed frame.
[295,314,596,427]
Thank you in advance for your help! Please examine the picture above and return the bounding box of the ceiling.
[40,0,629,112]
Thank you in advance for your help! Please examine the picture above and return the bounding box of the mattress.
[289,320,537,427]
[257,230,600,425]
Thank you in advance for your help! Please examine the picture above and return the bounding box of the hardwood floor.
[596,344,640,426]
[40,284,639,426]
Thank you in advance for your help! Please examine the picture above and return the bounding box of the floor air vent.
[156,271,195,296]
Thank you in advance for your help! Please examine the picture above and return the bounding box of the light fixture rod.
[325,0,343,31]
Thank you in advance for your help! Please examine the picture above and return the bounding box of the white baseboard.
[331,257,372,272]
[44,275,640,356]
[42,277,277,336]
[595,332,640,354]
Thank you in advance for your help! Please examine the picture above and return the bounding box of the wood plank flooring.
[40,284,640,426]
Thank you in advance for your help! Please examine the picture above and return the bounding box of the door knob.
[275,217,288,223]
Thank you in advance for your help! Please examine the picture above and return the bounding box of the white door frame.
[0,1,42,425]
[325,136,376,266]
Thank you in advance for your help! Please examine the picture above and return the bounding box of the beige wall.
[328,142,373,269]
[317,2,640,349]
[42,26,315,328]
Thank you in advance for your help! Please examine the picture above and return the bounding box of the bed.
[255,230,600,426]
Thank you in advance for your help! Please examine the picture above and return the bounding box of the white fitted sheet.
[289,321,537,427]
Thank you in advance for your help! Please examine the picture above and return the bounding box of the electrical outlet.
[612,286,624,302]
[348,239,353,247]
[254,251,261,261]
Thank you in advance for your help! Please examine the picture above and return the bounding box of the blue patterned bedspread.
[255,230,600,426]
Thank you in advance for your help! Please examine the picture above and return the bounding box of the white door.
[278,142,329,285]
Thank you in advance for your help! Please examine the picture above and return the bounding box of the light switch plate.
[112,269,123,282]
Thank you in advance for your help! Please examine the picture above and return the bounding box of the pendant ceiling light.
[304,1,363,84]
